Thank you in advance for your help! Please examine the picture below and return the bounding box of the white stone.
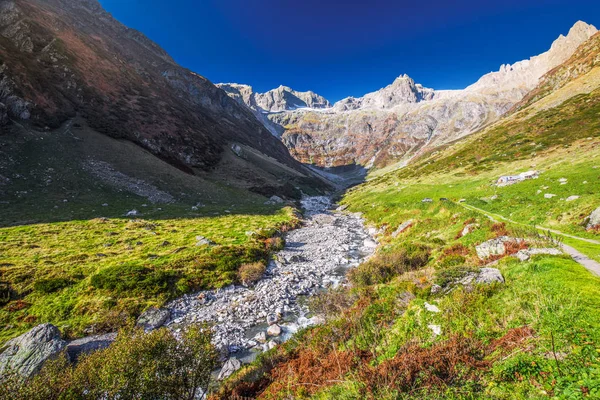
[424,302,440,313]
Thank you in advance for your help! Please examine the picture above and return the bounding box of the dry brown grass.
[238,262,266,286]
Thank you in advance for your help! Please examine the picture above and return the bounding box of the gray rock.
[217,357,241,381]
[254,332,267,344]
[267,324,281,337]
[474,268,505,284]
[392,220,414,237]
[195,235,215,246]
[587,207,600,230]
[430,284,442,294]
[66,333,117,362]
[266,314,279,325]
[264,195,284,205]
[565,195,580,202]
[0,323,67,378]
[125,209,139,216]
[136,307,170,331]
[476,236,524,259]
[422,198,433,203]
[461,223,479,237]
[515,248,563,262]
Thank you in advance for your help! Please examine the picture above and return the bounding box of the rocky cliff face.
[222,21,597,168]
[0,0,302,173]
[217,83,331,113]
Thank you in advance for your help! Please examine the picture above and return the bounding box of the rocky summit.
[222,21,597,168]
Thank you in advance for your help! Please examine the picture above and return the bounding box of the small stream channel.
[165,196,376,364]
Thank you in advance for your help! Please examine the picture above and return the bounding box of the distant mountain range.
[220,21,597,167]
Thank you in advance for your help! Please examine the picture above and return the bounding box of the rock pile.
[165,196,375,356]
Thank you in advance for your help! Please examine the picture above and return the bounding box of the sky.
[97,0,600,102]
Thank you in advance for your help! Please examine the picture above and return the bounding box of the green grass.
[0,207,297,343]
[216,69,600,399]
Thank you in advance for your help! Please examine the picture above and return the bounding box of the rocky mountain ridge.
[222,21,597,167]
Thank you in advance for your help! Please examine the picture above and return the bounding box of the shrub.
[491,222,509,237]
[90,264,178,296]
[238,262,266,286]
[349,245,430,286]
[33,278,74,294]
[0,326,219,400]
[438,254,466,268]
[265,237,285,252]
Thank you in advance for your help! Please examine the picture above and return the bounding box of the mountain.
[217,19,600,400]
[216,83,331,136]
[222,21,597,168]
[0,0,329,214]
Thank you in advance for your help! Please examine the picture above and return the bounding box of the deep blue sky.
[98,0,600,102]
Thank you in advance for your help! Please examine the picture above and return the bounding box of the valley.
[0,0,599,398]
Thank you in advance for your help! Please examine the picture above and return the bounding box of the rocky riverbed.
[165,196,376,359]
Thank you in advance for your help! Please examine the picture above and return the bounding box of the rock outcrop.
[0,323,66,378]
[587,207,600,230]
[136,307,171,331]
[65,333,116,363]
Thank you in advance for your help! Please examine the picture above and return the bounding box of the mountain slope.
[0,0,332,214]
[0,0,308,173]
[223,21,597,168]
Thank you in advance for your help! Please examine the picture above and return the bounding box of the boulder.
[461,223,479,237]
[125,209,139,216]
[565,196,580,202]
[544,193,556,199]
[264,195,284,205]
[363,238,377,248]
[392,220,414,237]
[424,302,440,313]
[515,248,563,262]
[66,333,117,363]
[475,236,524,259]
[266,314,279,326]
[217,357,241,381]
[136,307,170,331]
[254,332,267,344]
[428,324,442,336]
[587,207,600,230]
[474,268,505,284]
[0,323,67,378]
[195,235,215,246]
[267,324,281,337]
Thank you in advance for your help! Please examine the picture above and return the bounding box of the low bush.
[0,326,219,400]
[238,262,266,286]
[349,244,430,286]
[90,264,179,296]
[33,278,74,294]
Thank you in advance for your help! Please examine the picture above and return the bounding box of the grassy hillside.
[215,59,600,399]
[0,117,324,343]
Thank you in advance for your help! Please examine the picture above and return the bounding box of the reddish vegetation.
[358,337,489,397]
[443,243,471,257]
[491,222,510,237]
[489,326,536,355]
